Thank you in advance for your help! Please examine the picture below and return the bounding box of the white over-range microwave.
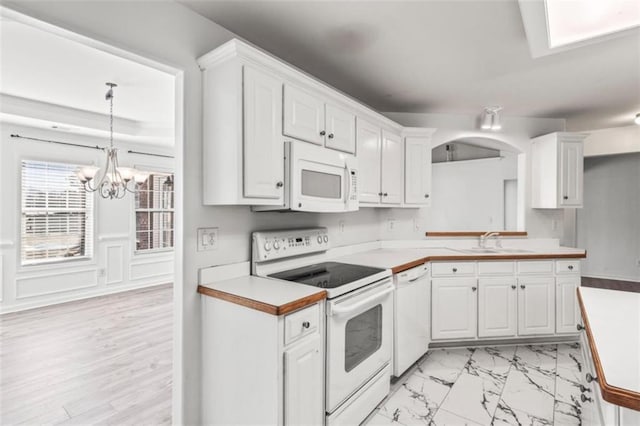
[254,141,359,213]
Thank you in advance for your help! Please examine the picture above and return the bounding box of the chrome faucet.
[479,231,500,248]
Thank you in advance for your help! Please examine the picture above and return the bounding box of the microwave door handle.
[344,164,352,205]
[329,286,394,317]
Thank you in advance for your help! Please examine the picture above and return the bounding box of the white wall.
[583,125,640,157]
[384,112,571,241]
[0,123,175,313]
[577,153,640,282]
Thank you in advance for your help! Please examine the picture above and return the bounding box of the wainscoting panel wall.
[106,244,125,285]
[16,268,98,299]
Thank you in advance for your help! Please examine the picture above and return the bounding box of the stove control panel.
[252,227,330,262]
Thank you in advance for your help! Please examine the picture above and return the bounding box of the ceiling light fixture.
[481,107,503,131]
[76,83,149,199]
[635,113,640,125]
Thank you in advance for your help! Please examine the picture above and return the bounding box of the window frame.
[132,168,175,255]
[19,159,96,268]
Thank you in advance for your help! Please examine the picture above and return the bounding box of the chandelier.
[76,82,148,199]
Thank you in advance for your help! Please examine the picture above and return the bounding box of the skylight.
[545,0,640,48]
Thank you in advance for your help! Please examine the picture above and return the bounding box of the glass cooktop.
[269,262,386,289]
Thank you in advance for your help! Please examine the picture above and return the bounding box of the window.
[21,160,94,265]
[135,173,174,252]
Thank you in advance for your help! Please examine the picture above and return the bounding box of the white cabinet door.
[243,66,284,200]
[556,276,580,334]
[517,276,555,336]
[381,130,403,204]
[478,277,517,338]
[404,137,432,205]
[356,119,382,204]
[431,278,477,340]
[283,85,324,146]
[325,104,356,154]
[284,335,323,426]
[559,140,583,207]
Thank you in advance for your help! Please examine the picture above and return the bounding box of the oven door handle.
[329,286,394,317]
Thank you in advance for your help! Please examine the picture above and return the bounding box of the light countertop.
[578,287,640,409]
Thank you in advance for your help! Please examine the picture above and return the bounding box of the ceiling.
[180,0,640,131]
[0,18,176,145]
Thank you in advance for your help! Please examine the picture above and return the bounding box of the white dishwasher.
[393,263,431,377]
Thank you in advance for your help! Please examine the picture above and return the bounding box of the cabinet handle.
[320,130,326,136]
[576,324,584,331]
[563,195,569,200]
[579,385,591,393]
[511,285,516,290]
[276,181,284,188]
[424,194,430,198]
[302,321,310,329]
[520,285,526,289]
[378,192,383,196]
[586,373,598,383]
[568,265,574,270]
[471,286,477,291]
[580,394,592,403]
[452,268,458,273]
[328,133,334,139]
[383,192,388,197]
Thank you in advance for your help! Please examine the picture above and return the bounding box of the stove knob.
[323,235,329,243]
[317,236,323,244]
[264,242,271,251]
[274,241,280,250]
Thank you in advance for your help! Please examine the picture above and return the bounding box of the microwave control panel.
[349,169,358,201]
[252,227,330,261]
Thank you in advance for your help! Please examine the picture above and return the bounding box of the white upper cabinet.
[283,84,356,153]
[243,66,284,199]
[325,104,356,153]
[403,128,435,205]
[283,85,324,146]
[356,119,383,204]
[381,130,403,204]
[531,132,587,208]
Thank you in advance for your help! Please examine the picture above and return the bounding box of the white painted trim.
[15,268,98,299]
[0,254,4,302]
[98,234,130,241]
[1,281,172,315]
[401,127,437,138]
[105,244,124,285]
[0,240,15,248]
[129,258,174,281]
[199,261,250,285]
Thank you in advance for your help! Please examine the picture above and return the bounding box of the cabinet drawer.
[555,260,580,274]
[431,262,476,277]
[517,261,554,275]
[284,303,320,346]
[478,261,515,276]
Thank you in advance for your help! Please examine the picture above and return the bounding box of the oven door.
[288,141,358,212]
[326,278,394,413]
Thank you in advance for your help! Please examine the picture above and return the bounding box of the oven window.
[301,169,342,199]
[344,305,382,372]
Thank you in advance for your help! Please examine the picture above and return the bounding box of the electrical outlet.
[339,220,345,233]
[197,227,218,251]
[387,218,396,231]
[413,218,420,231]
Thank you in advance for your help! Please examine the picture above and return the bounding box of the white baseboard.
[0,280,173,315]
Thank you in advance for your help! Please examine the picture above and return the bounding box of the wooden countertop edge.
[425,231,528,237]
[197,285,327,316]
[390,252,587,274]
[577,289,640,411]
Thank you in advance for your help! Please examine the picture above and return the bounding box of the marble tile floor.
[366,343,588,426]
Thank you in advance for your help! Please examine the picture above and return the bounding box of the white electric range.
[252,227,394,425]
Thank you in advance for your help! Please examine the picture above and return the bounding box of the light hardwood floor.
[0,284,173,425]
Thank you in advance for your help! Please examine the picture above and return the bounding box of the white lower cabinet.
[478,277,517,338]
[284,334,323,425]
[431,278,477,340]
[202,297,324,425]
[517,276,555,336]
[556,275,580,334]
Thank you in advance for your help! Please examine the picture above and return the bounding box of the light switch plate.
[197,227,218,251]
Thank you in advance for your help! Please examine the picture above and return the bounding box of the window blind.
[21,160,94,265]
[135,173,174,252]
